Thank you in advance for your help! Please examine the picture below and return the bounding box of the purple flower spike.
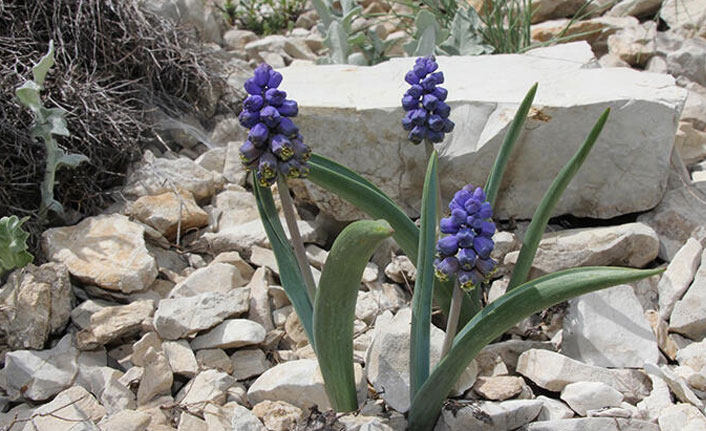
[434,184,497,289]
[434,257,460,281]
[401,56,455,145]
[238,63,309,186]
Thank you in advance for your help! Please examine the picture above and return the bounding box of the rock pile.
[2,0,706,429]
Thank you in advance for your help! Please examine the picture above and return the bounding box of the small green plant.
[221,0,306,35]
[313,0,398,65]
[0,216,33,277]
[15,41,88,221]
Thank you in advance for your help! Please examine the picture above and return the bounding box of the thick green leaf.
[253,182,315,345]
[15,82,42,113]
[311,0,333,29]
[0,216,34,274]
[314,219,394,411]
[55,153,89,170]
[33,40,55,87]
[410,151,438,401]
[484,83,538,208]
[325,21,350,64]
[404,10,447,56]
[408,265,665,431]
[507,109,610,291]
[439,7,494,56]
[308,154,479,325]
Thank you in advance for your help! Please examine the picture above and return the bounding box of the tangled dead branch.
[0,0,229,258]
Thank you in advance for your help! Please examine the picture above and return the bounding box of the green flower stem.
[277,176,317,302]
[440,279,463,356]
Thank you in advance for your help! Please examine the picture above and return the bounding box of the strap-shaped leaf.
[410,151,438,400]
[484,83,538,208]
[308,154,479,325]
[32,40,55,87]
[507,108,610,291]
[314,219,393,411]
[408,265,664,431]
[253,182,315,345]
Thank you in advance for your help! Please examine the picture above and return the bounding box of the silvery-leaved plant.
[0,216,33,277]
[244,58,663,430]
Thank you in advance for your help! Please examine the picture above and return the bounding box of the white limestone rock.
[163,340,199,377]
[524,418,659,430]
[195,348,233,374]
[676,338,706,371]
[0,263,72,350]
[190,318,266,350]
[123,151,222,202]
[229,403,267,431]
[97,410,151,431]
[251,400,303,431]
[76,300,155,350]
[128,190,208,241]
[168,264,249,298]
[435,399,543,431]
[661,0,706,34]
[153,290,250,340]
[247,359,366,410]
[504,223,659,279]
[670,249,706,339]
[472,376,525,401]
[15,386,106,431]
[79,366,136,414]
[247,267,275,332]
[516,349,651,402]
[536,396,575,421]
[176,369,238,415]
[231,349,271,380]
[658,403,706,431]
[365,309,478,413]
[561,284,659,367]
[644,363,704,410]
[276,43,686,222]
[42,214,157,293]
[136,346,172,406]
[659,238,703,320]
[560,382,624,416]
[1,334,104,401]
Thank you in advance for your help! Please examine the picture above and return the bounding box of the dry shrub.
[0,0,227,257]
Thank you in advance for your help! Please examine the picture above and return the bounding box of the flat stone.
[607,21,656,67]
[247,267,275,332]
[606,0,662,17]
[78,366,135,415]
[231,349,271,380]
[177,412,208,431]
[670,248,706,339]
[516,349,651,402]
[211,189,259,231]
[659,238,703,320]
[277,42,686,222]
[223,29,258,51]
[435,399,543,431]
[42,214,158,293]
[176,369,237,415]
[123,150,223,202]
[473,376,525,401]
[365,309,478,413]
[536,395,575,421]
[675,121,706,166]
[17,386,106,431]
[531,17,636,53]
[71,299,111,331]
[76,300,155,350]
[200,217,322,255]
[195,146,227,173]
[247,358,366,410]
[676,338,706,371]
[1,334,103,401]
[190,318,266,350]
[153,290,250,340]
[658,403,706,431]
[0,263,72,350]
[560,382,624,416]
[661,0,706,34]
[97,410,151,431]
[644,363,704,410]
[128,190,208,240]
[163,340,199,377]
[168,264,249,298]
[222,141,249,185]
[251,400,303,431]
[504,223,659,279]
[525,418,659,430]
[195,348,233,374]
[561,284,659,367]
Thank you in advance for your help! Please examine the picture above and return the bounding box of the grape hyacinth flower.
[434,184,497,289]
[402,56,455,145]
[239,63,311,187]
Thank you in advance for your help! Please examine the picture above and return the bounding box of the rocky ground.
[2,0,706,430]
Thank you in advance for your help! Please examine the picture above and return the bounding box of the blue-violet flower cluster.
[239,63,311,187]
[402,56,455,145]
[434,185,497,289]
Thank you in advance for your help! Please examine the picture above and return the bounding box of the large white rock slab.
[561,284,659,368]
[273,42,686,221]
[42,214,157,293]
[190,319,266,350]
